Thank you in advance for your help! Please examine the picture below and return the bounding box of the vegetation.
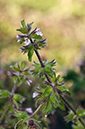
[0,20,85,129]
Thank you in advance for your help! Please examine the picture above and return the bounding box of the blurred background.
[0,0,85,129]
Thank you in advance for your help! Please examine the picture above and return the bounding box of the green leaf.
[52,73,56,83]
[64,110,74,123]
[23,71,30,75]
[57,75,60,80]
[39,68,45,74]
[58,95,65,110]
[10,65,19,71]
[21,20,27,29]
[13,99,19,109]
[31,33,43,39]
[20,38,25,44]
[21,61,26,70]
[0,90,10,98]
[50,95,59,108]
[29,22,34,26]
[13,76,17,83]
[28,48,34,62]
[15,110,29,119]
[44,101,52,113]
[57,85,71,95]
[45,66,51,73]
[17,77,23,87]
[77,109,85,117]
[16,28,28,34]
[43,87,52,97]
[13,94,25,104]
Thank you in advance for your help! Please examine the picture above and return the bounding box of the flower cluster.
[16,20,47,62]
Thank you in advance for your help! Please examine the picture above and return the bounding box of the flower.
[24,38,30,45]
[25,108,33,114]
[36,28,43,36]
[32,91,39,98]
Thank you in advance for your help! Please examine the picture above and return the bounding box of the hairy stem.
[0,81,17,124]
[30,38,85,127]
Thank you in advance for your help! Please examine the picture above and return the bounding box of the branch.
[30,38,85,127]
[0,81,17,124]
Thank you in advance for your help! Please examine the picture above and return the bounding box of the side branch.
[30,38,85,127]
[0,81,17,124]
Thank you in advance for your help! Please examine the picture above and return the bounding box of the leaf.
[20,38,25,44]
[13,94,25,104]
[28,49,34,62]
[39,68,45,74]
[29,22,34,26]
[77,109,85,117]
[21,61,26,70]
[13,76,17,83]
[31,33,43,39]
[15,110,29,119]
[57,75,60,80]
[50,95,59,108]
[58,95,65,110]
[43,87,52,97]
[45,66,51,73]
[13,99,19,109]
[52,73,56,83]
[0,90,10,98]
[10,65,19,72]
[64,110,74,123]
[44,101,52,113]
[57,86,71,95]
[17,77,23,87]
[16,28,28,34]
[21,20,27,29]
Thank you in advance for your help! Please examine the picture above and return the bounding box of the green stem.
[0,81,17,124]
[30,104,43,118]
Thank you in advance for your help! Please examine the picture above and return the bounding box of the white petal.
[25,108,33,113]
[24,39,30,45]
[27,81,30,86]
[16,35,20,39]
[36,28,43,36]
[17,39,20,42]
[32,91,38,98]
[29,79,32,83]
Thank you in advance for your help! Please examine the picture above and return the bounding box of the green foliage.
[13,94,25,108]
[0,90,10,98]
[8,62,31,86]
[33,60,56,80]
[72,121,85,129]
[21,20,28,29]
[0,19,85,129]
[64,110,75,123]
[15,110,29,120]
[76,107,85,118]
[28,48,34,62]
[16,20,47,62]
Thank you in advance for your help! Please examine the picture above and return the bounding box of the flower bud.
[28,119,34,126]
[31,123,37,129]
